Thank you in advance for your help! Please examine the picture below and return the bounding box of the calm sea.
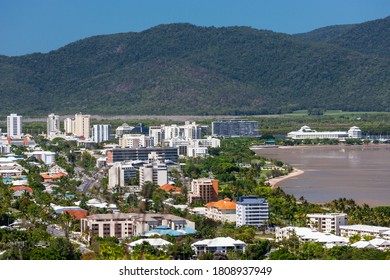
[254,145,390,206]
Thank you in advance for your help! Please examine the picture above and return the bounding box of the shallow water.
[254,145,390,206]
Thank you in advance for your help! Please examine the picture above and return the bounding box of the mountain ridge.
[0,18,389,116]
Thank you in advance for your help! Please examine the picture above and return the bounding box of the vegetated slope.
[295,16,390,59]
[0,21,389,116]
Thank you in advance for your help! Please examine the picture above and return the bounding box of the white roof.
[369,238,390,247]
[351,240,376,249]
[192,237,246,248]
[129,238,172,247]
[340,224,390,233]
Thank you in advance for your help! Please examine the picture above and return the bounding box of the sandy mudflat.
[267,168,305,188]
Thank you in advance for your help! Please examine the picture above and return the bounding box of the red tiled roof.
[205,198,236,210]
[63,209,88,220]
[10,186,33,193]
[160,184,181,193]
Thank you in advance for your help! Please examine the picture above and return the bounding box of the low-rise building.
[276,226,349,247]
[128,238,172,251]
[26,150,56,165]
[339,224,390,238]
[191,237,246,256]
[307,213,348,235]
[287,125,362,140]
[80,213,195,241]
[205,198,236,222]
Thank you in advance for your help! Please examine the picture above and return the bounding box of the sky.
[1,0,389,56]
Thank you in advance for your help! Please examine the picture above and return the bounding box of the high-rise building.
[106,147,179,164]
[74,113,90,138]
[212,120,259,137]
[64,117,75,134]
[93,124,112,143]
[108,161,137,190]
[236,196,269,227]
[47,113,60,135]
[7,113,22,138]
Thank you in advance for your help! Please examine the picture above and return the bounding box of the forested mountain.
[0,17,389,116]
[295,16,390,58]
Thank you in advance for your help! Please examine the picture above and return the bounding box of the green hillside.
[0,21,389,116]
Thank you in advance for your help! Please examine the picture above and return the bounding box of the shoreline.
[267,168,305,188]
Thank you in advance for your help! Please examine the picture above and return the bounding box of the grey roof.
[236,196,267,205]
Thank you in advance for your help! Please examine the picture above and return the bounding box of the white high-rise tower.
[7,113,22,138]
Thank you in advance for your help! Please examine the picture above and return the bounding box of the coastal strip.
[267,168,305,188]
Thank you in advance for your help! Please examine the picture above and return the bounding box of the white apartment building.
[64,117,75,134]
[149,122,202,146]
[138,153,168,187]
[74,113,91,138]
[287,125,362,140]
[7,113,22,138]
[47,113,60,136]
[307,213,348,235]
[120,134,152,148]
[275,226,349,247]
[80,213,195,241]
[108,161,137,190]
[64,113,91,138]
[236,196,269,227]
[339,225,390,238]
[93,124,112,143]
[26,150,56,165]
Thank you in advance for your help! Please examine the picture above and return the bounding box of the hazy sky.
[1,0,389,56]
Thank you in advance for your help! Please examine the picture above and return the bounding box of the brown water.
[254,145,390,206]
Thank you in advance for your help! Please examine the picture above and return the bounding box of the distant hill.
[295,16,390,58]
[0,19,389,116]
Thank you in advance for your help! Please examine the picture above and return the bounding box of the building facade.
[108,161,137,190]
[236,196,269,227]
[191,237,246,256]
[188,178,219,204]
[7,113,22,138]
[339,225,390,238]
[211,120,259,137]
[287,125,362,140]
[74,113,91,138]
[307,213,348,235]
[47,113,60,135]
[93,124,112,143]
[106,147,179,164]
[205,198,237,222]
[80,213,195,241]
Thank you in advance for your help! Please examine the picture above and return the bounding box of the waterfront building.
[188,178,219,204]
[307,213,348,235]
[236,196,269,227]
[47,113,60,135]
[191,237,246,256]
[106,147,179,164]
[211,120,259,137]
[80,213,195,241]
[7,113,22,138]
[204,198,237,222]
[348,126,362,138]
[287,125,362,140]
[93,124,112,143]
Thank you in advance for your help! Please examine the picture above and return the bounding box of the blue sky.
[1,0,389,56]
